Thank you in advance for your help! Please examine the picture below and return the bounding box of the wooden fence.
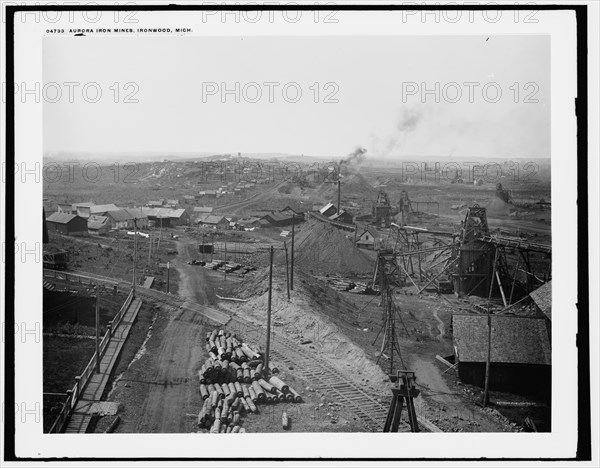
[47,287,134,433]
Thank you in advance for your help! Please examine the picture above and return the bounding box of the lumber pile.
[317,275,369,294]
[197,328,303,433]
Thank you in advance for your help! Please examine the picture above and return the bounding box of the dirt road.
[124,305,207,433]
[101,240,217,433]
[172,240,216,305]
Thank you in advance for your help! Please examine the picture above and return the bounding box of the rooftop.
[529,281,552,320]
[46,212,78,224]
[197,215,226,225]
[106,208,134,222]
[452,314,551,366]
[90,204,119,214]
[319,202,336,214]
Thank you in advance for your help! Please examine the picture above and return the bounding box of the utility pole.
[224,242,227,282]
[483,248,499,407]
[284,241,290,301]
[265,246,274,373]
[95,283,100,373]
[166,262,170,293]
[147,234,152,271]
[133,218,137,295]
[290,215,295,290]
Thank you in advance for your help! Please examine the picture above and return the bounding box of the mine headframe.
[460,204,489,244]
[373,190,392,223]
[452,205,495,297]
[376,190,391,207]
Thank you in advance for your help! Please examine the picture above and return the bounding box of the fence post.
[75,376,81,399]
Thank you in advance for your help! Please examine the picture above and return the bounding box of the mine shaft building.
[452,314,551,396]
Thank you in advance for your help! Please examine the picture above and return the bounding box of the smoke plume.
[340,146,367,166]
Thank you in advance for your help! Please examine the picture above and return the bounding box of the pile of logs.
[317,275,369,294]
[197,329,302,432]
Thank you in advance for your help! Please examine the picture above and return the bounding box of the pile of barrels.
[197,329,302,433]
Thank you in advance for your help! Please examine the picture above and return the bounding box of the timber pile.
[317,275,370,294]
[197,328,302,433]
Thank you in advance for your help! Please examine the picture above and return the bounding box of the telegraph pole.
[224,242,227,282]
[284,241,290,301]
[265,246,274,373]
[290,214,295,290]
[483,248,499,407]
[95,283,100,373]
[132,218,137,295]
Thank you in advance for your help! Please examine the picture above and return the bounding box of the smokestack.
[337,180,341,215]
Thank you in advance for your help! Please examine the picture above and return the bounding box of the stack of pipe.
[198,328,303,433]
[198,388,250,433]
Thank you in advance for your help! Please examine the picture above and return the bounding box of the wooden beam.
[417,258,459,294]
[496,271,507,307]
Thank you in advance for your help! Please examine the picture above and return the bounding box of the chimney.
[337,180,341,214]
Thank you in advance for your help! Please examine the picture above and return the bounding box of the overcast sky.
[43,35,550,159]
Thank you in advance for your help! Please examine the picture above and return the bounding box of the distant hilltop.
[43,151,551,165]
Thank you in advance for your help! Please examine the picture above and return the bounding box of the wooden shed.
[46,213,88,236]
[452,314,551,396]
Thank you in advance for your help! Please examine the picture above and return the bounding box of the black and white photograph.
[2,2,598,465]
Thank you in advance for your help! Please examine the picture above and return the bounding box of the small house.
[237,217,262,229]
[125,208,149,229]
[197,214,228,229]
[88,215,110,235]
[105,209,135,229]
[356,228,382,250]
[261,212,295,227]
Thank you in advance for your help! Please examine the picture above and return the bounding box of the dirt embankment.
[222,267,390,392]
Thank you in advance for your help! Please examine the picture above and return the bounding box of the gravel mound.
[275,219,374,276]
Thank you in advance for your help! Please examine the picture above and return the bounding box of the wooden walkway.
[65,297,143,433]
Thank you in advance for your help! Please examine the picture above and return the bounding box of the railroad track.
[230,317,394,431]
[45,269,439,431]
